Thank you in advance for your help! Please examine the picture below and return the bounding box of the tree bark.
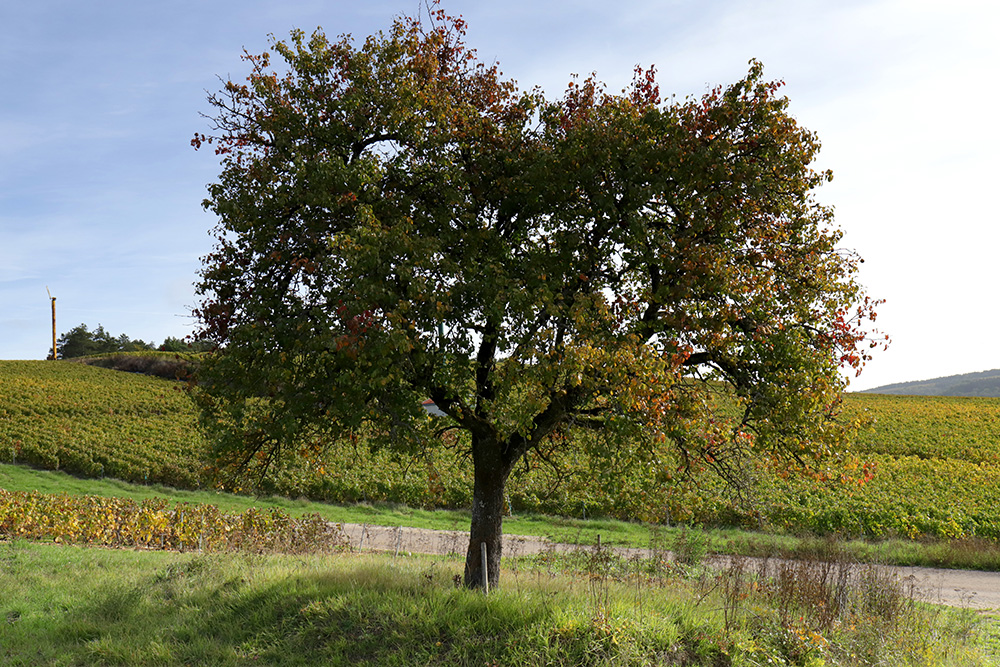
[463,433,509,589]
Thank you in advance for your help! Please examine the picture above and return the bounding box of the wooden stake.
[481,542,489,595]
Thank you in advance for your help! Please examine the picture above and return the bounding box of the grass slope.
[0,540,992,666]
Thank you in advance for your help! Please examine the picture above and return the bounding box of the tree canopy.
[50,325,209,359]
[53,323,154,359]
[193,7,885,588]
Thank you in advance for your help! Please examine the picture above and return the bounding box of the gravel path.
[340,523,599,559]
[338,522,1000,611]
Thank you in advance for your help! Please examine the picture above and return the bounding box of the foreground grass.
[0,540,993,666]
[6,463,1000,572]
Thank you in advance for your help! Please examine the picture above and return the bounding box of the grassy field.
[0,539,993,666]
[4,360,1000,662]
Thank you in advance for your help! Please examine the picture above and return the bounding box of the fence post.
[481,542,489,595]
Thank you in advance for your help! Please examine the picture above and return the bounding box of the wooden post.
[481,542,489,595]
[46,288,57,360]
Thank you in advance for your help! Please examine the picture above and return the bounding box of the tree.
[159,336,189,353]
[159,336,214,353]
[193,7,886,589]
[53,323,154,359]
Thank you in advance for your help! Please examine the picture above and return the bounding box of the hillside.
[5,359,1000,540]
[0,360,209,487]
[861,368,1000,397]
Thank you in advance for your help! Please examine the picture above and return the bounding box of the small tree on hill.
[159,337,189,353]
[193,7,886,588]
[159,336,214,353]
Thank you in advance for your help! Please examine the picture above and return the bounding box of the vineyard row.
[0,490,346,554]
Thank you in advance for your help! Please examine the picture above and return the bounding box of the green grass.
[0,462,668,546]
[0,540,992,666]
[4,358,1000,662]
[0,463,309,516]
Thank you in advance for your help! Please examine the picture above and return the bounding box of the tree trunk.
[463,434,508,589]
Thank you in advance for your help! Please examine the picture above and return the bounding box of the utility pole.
[46,287,57,360]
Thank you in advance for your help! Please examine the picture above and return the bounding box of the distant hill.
[859,369,1000,397]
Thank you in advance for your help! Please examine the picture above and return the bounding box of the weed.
[674,526,711,568]
[89,582,144,624]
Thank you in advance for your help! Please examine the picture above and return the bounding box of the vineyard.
[0,488,344,553]
[2,360,1000,540]
[0,360,208,487]
[712,393,1000,539]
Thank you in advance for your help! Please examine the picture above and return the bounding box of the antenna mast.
[46,287,57,360]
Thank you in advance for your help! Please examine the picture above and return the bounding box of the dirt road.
[338,522,1000,611]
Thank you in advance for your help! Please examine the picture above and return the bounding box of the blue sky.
[2,0,997,391]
